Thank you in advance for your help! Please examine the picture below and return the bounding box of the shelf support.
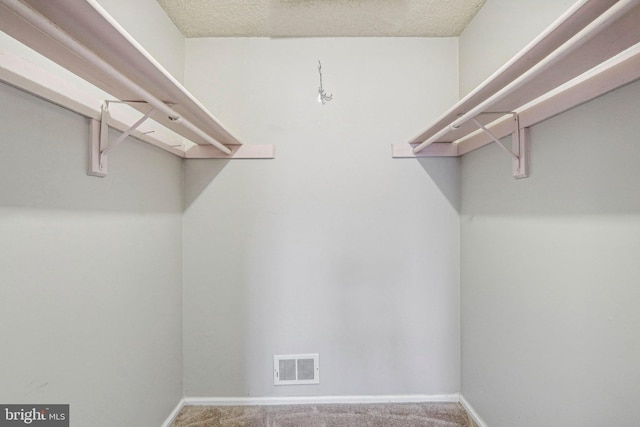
[89,101,156,177]
[470,117,519,161]
[470,114,529,179]
[0,0,234,156]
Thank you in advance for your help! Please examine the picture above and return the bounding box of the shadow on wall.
[417,157,461,214]
[183,159,230,209]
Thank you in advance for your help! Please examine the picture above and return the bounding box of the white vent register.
[274,354,319,385]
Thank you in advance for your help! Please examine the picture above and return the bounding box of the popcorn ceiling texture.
[156,0,487,37]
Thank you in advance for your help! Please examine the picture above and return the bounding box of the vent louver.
[274,354,319,385]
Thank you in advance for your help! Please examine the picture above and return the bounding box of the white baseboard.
[160,398,185,427]
[184,394,461,407]
[459,394,488,427]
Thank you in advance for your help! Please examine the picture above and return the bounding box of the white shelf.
[393,0,640,177]
[0,0,274,163]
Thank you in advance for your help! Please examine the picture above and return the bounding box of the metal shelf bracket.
[471,114,529,179]
[89,101,156,177]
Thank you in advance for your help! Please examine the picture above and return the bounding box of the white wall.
[460,3,640,425]
[458,0,573,97]
[461,78,640,427]
[182,38,462,397]
[0,82,183,425]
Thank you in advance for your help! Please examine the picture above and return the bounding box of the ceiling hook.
[317,60,333,105]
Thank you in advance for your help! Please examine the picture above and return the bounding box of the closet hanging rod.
[0,0,232,155]
[408,0,617,146]
[413,0,638,154]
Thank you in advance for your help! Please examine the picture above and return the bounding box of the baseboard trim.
[160,398,185,427]
[184,394,461,407]
[459,394,488,427]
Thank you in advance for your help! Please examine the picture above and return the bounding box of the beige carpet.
[171,402,478,427]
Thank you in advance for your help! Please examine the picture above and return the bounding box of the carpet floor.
[170,402,478,427]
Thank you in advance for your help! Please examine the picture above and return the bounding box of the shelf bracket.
[470,114,529,179]
[89,101,156,177]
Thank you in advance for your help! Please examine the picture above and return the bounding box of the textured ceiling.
[156,0,487,38]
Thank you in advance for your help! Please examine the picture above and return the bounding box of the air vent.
[273,354,319,385]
